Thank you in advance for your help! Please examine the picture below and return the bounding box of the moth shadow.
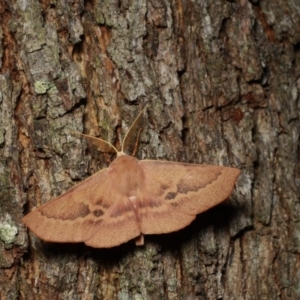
[25,201,244,263]
[33,237,139,265]
[146,201,243,251]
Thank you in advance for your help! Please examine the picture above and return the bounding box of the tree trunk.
[0,0,299,299]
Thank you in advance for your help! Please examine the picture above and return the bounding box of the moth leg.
[135,233,144,246]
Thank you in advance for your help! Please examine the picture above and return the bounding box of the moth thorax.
[128,196,138,209]
[110,155,144,196]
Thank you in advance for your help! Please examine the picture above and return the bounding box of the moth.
[22,108,240,248]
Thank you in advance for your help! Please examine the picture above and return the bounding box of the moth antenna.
[70,131,119,154]
[122,105,148,153]
[131,127,143,157]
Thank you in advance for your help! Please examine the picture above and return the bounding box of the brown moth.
[22,108,240,248]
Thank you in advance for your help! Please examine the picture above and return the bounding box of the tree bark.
[0,0,299,299]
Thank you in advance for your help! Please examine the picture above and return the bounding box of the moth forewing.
[137,160,240,235]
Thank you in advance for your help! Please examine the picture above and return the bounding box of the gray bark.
[0,0,299,299]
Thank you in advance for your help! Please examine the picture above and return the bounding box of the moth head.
[117,151,127,157]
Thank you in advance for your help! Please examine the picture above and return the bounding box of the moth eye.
[93,209,104,217]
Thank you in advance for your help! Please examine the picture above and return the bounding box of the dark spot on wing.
[165,192,177,200]
[95,198,110,209]
[177,183,192,194]
[93,209,104,217]
[95,199,104,205]
[160,183,170,190]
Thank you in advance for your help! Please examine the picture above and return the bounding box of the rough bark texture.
[0,0,299,299]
